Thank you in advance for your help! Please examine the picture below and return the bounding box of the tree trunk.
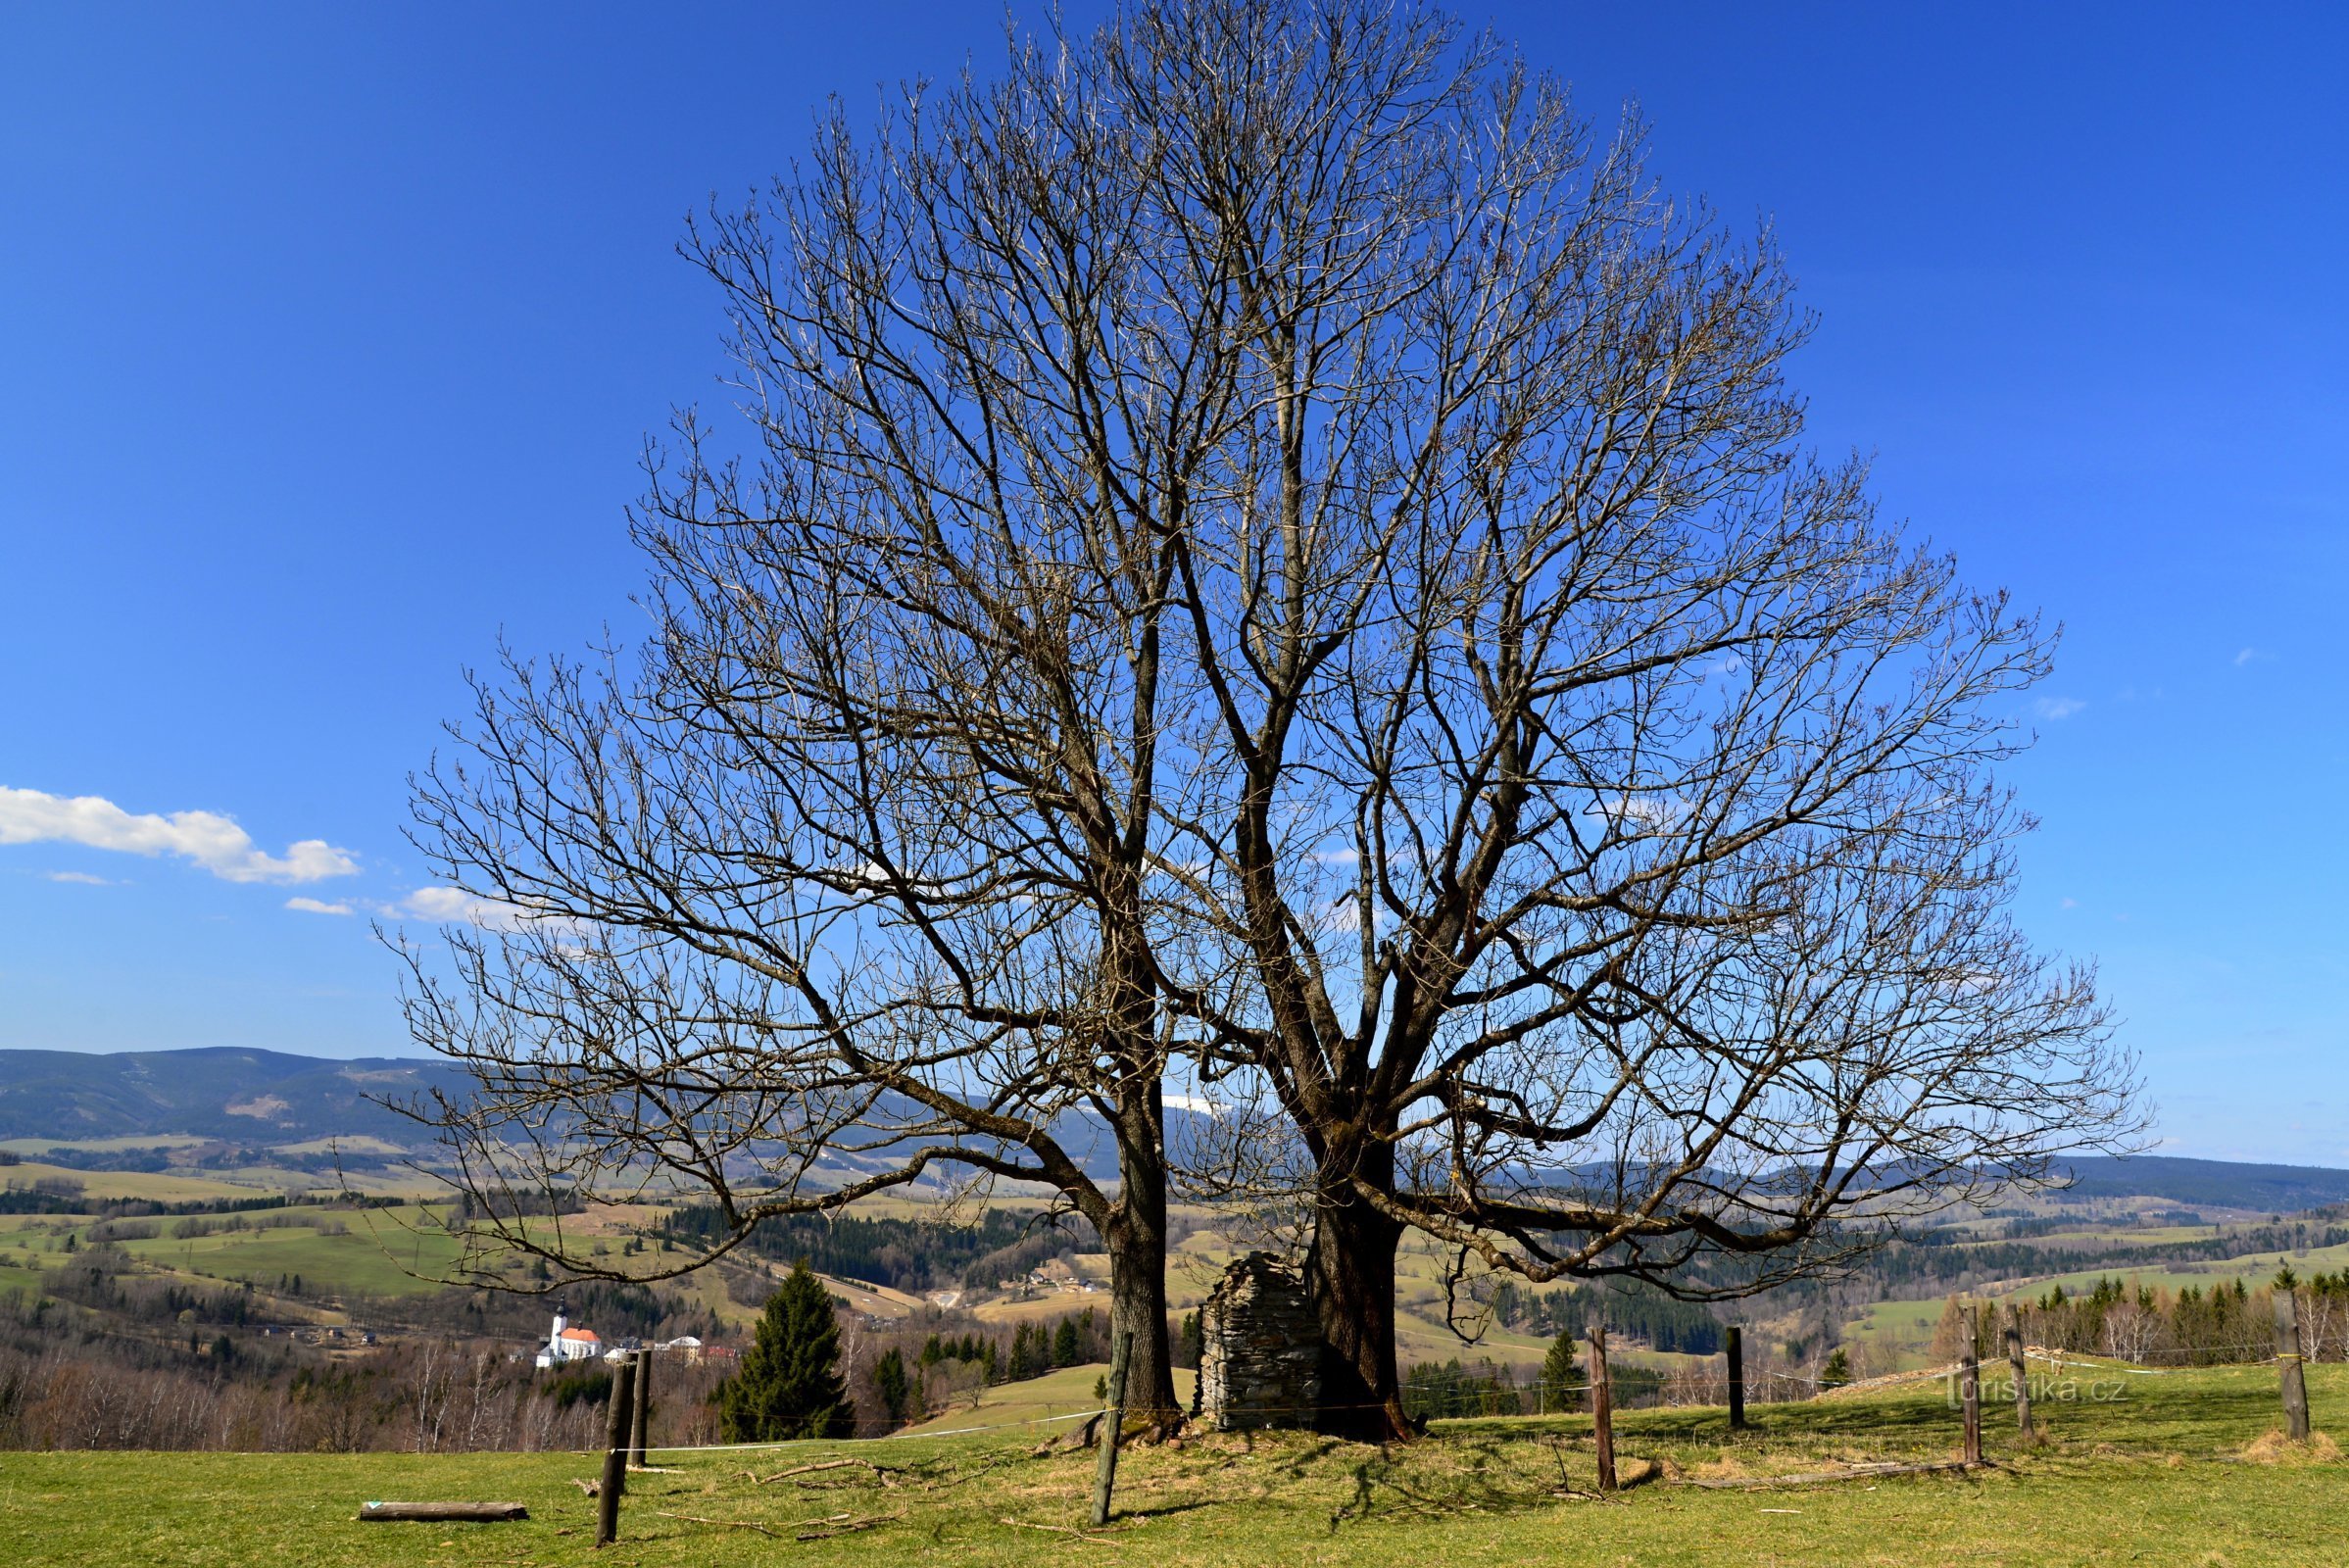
[1309,1167,1410,1443]
[1101,1101,1180,1433]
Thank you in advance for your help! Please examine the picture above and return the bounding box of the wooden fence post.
[2001,1303,2033,1441]
[1589,1319,1617,1493]
[628,1348,651,1468]
[2275,1287,2311,1443]
[1090,1330,1131,1528]
[1959,1301,1982,1467]
[1726,1325,1745,1432]
[596,1355,635,1547]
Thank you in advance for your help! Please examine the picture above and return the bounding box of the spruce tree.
[1537,1327,1584,1412]
[717,1260,856,1441]
[872,1347,914,1426]
[1052,1316,1080,1368]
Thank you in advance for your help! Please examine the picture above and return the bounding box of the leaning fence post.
[596,1354,636,1546]
[1589,1318,1617,1492]
[1959,1301,1982,1467]
[2001,1303,2033,1442]
[1726,1325,1746,1432]
[629,1347,652,1468]
[1090,1330,1132,1528]
[2274,1287,2311,1443]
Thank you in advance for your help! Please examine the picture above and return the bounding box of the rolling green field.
[2,1362,2338,1567]
[0,1160,274,1201]
[900,1360,1198,1435]
[119,1218,469,1298]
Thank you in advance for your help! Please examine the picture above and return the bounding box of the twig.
[744,1457,903,1487]
[1676,1460,1979,1491]
[796,1510,903,1541]
[656,1511,782,1538]
[1000,1516,1129,1546]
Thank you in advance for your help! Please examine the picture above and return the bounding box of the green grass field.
[119,1218,469,1298]
[2,1362,2337,1566]
[900,1360,1194,1435]
[0,1161,274,1201]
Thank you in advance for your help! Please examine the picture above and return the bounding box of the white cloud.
[2234,647,2268,667]
[285,897,356,915]
[0,786,358,884]
[44,869,117,885]
[377,885,555,932]
[2032,697,2086,720]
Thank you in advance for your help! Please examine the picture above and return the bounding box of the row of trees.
[1931,1272,2349,1366]
[394,0,2136,1440]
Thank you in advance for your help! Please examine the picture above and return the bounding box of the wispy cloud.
[2234,647,2268,667]
[0,787,359,885]
[44,869,118,886]
[376,885,558,932]
[285,897,356,915]
[2032,697,2087,720]
[2059,897,2079,909]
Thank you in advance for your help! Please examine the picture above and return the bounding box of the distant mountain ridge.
[0,1047,466,1144]
[5,1050,2347,1214]
[2052,1154,2349,1213]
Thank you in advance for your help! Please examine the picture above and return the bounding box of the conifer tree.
[872,1347,914,1426]
[1052,1317,1080,1368]
[717,1260,855,1441]
[1538,1327,1584,1412]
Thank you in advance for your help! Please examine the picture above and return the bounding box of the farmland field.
[1,1362,2337,1566]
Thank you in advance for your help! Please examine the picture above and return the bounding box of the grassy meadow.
[2,1360,2338,1567]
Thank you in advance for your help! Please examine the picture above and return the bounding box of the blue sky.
[1,4,2341,1161]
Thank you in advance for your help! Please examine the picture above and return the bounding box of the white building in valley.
[533,1310,602,1370]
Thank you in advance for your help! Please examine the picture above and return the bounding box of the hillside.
[2054,1154,2349,1212]
[0,1048,465,1144]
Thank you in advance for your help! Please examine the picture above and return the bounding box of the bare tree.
[1076,0,2142,1437]
[401,0,2136,1445]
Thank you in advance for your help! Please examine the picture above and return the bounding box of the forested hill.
[2054,1156,2349,1213]
[0,1048,465,1143]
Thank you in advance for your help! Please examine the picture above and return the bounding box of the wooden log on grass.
[358,1501,527,1522]
[1677,1460,1975,1492]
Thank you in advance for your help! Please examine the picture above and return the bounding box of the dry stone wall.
[1195,1251,1321,1431]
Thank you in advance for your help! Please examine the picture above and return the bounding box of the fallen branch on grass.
[1000,1516,1129,1545]
[742,1458,904,1488]
[357,1501,527,1522]
[794,1510,903,1541]
[1676,1460,1981,1491]
[657,1511,782,1538]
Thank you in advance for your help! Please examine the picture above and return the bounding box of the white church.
[532,1309,602,1370]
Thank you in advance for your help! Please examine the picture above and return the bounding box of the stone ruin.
[1194,1250,1322,1432]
